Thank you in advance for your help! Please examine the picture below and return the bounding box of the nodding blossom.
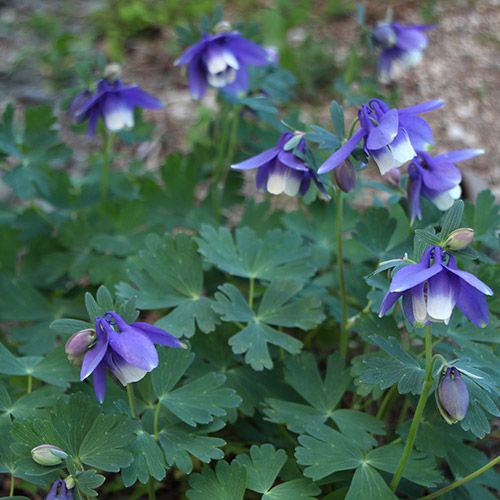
[372,22,434,83]
[175,29,270,99]
[70,79,163,136]
[46,480,74,500]
[408,149,484,222]
[78,312,185,403]
[318,98,443,176]
[231,132,328,197]
[379,246,493,327]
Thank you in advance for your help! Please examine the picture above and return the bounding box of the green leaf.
[331,410,385,449]
[50,319,93,335]
[295,424,364,480]
[264,353,351,433]
[330,101,345,138]
[345,465,396,500]
[357,336,425,395]
[152,349,241,426]
[79,414,137,471]
[472,190,499,236]
[264,478,320,500]
[74,469,105,497]
[413,230,441,260]
[117,233,217,337]
[158,422,226,474]
[197,226,315,282]
[121,431,167,486]
[366,443,442,487]
[214,284,307,370]
[356,208,397,259]
[187,460,247,500]
[439,200,464,238]
[235,444,287,493]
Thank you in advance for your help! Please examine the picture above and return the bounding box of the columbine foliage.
[0,4,498,500]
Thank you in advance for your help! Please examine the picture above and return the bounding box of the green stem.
[27,375,32,394]
[376,385,398,420]
[390,325,433,492]
[147,477,156,500]
[100,131,114,202]
[126,384,137,419]
[9,474,14,496]
[248,276,255,309]
[153,401,161,441]
[337,191,348,358]
[420,455,500,500]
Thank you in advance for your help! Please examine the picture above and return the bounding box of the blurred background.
[0,0,498,197]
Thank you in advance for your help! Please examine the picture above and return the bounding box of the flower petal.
[379,291,402,316]
[132,322,185,348]
[187,59,208,100]
[434,149,484,163]
[318,128,366,174]
[231,147,279,170]
[92,360,107,404]
[426,271,457,324]
[366,109,399,149]
[120,87,163,109]
[225,35,269,65]
[455,280,490,327]
[444,258,493,295]
[389,247,442,292]
[106,352,148,386]
[389,129,416,165]
[399,99,444,116]
[80,321,109,380]
[104,321,159,371]
[103,95,134,131]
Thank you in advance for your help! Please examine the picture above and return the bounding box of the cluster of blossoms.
[66,311,185,403]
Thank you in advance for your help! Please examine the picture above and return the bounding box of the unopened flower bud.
[333,159,356,193]
[65,329,96,364]
[214,21,232,33]
[31,444,68,466]
[444,228,474,251]
[436,367,470,424]
[104,62,122,80]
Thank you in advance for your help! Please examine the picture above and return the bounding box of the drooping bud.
[104,62,122,80]
[436,367,470,424]
[214,21,232,33]
[372,23,397,48]
[443,228,474,251]
[65,329,96,364]
[333,159,356,193]
[31,444,68,466]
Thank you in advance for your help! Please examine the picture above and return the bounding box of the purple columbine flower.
[436,366,470,423]
[379,245,493,327]
[71,79,163,136]
[372,22,434,83]
[318,98,443,176]
[80,311,185,403]
[175,30,270,99]
[231,132,328,197]
[408,149,484,222]
[46,480,74,500]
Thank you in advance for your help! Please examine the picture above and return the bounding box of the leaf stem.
[126,384,137,419]
[419,455,500,499]
[100,131,114,202]
[147,477,156,500]
[248,276,255,309]
[27,374,32,394]
[336,191,348,358]
[9,474,14,496]
[376,385,397,420]
[390,325,433,492]
[153,401,161,441]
